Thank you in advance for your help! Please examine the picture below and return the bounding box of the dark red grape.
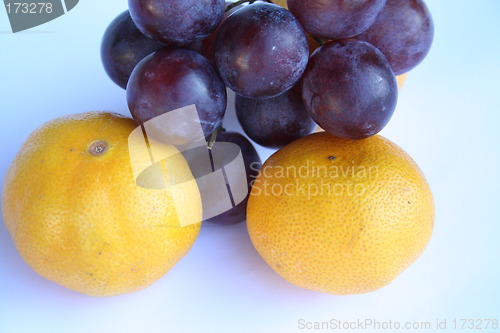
[127,49,227,139]
[356,0,434,75]
[204,131,261,225]
[128,0,225,46]
[235,84,316,149]
[100,10,165,89]
[188,1,245,64]
[286,0,386,40]
[214,2,309,99]
[301,40,398,140]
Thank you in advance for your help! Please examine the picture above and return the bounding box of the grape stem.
[207,125,226,150]
[312,36,326,46]
[225,0,274,12]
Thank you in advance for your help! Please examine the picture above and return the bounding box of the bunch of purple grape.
[101,0,433,223]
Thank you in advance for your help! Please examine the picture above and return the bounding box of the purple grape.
[235,84,317,148]
[100,11,165,89]
[128,0,225,46]
[188,1,245,64]
[127,49,227,138]
[356,0,434,75]
[287,0,386,40]
[204,131,261,225]
[301,40,398,140]
[215,2,309,99]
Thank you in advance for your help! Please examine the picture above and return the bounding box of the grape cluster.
[100,0,434,221]
[102,0,433,144]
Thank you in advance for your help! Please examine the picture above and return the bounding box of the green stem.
[225,0,274,12]
[207,124,226,150]
[225,0,249,12]
[312,36,326,47]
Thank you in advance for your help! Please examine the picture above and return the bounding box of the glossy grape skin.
[128,0,225,46]
[301,40,398,140]
[235,84,317,149]
[188,1,244,64]
[215,2,309,99]
[127,49,227,138]
[356,0,434,75]
[286,0,386,40]
[204,131,261,225]
[100,11,165,89]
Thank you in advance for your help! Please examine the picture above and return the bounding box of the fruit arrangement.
[2,0,435,297]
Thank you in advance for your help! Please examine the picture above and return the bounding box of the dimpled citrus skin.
[247,132,434,295]
[2,112,202,297]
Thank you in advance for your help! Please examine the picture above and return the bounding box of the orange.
[247,132,434,295]
[396,73,408,88]
[2,111,202,297]
[273,0,288,9]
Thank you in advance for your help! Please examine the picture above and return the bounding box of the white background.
[1,1,499,332]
